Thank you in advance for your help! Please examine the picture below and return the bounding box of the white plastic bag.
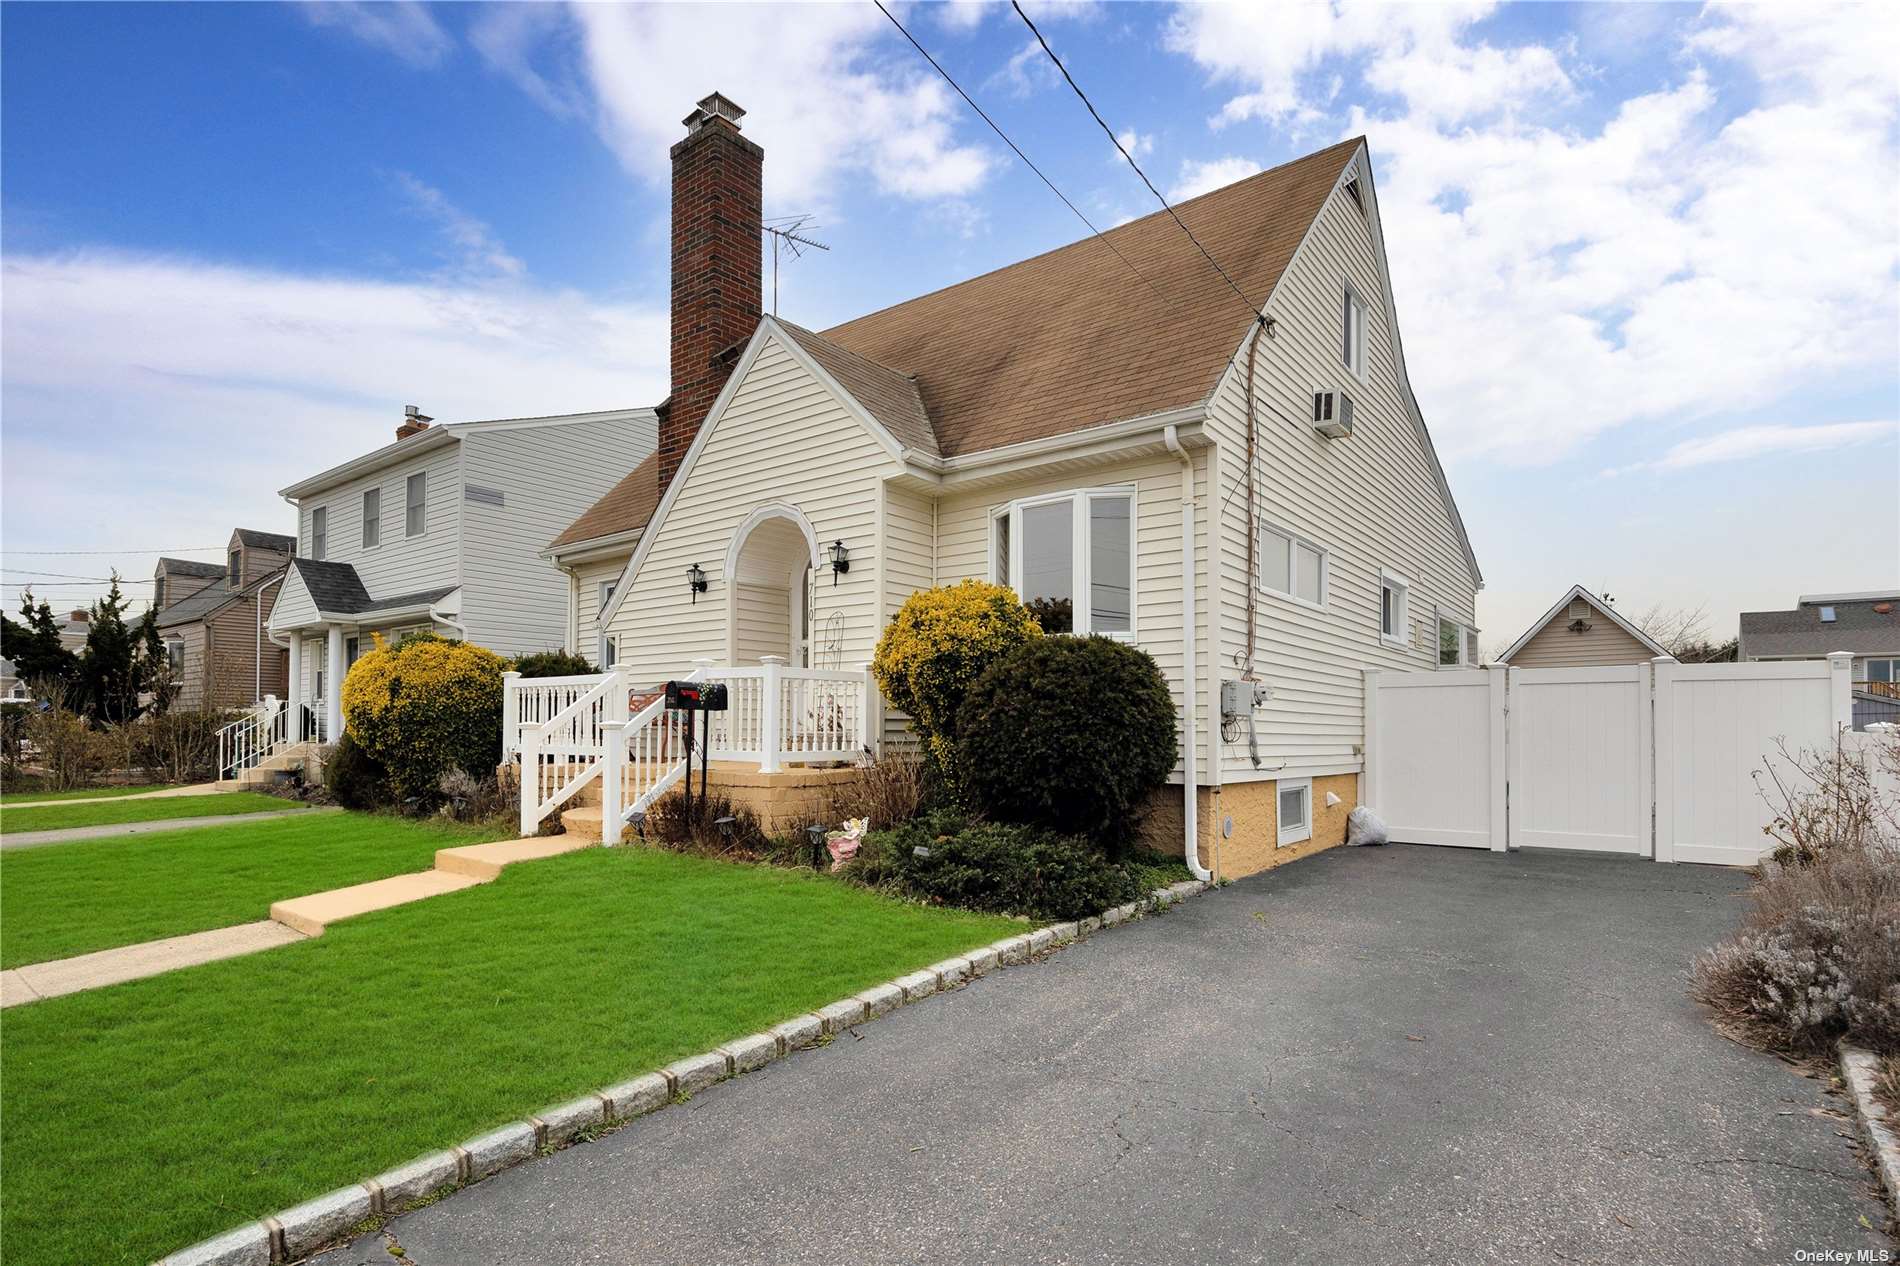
[1346,805,1389,847]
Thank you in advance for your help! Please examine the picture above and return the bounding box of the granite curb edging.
[155,878,1213,1265]
[1840,1044,1900,1212]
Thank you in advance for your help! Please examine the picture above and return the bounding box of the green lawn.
[0,782,171,804]
[0,813,506,968]
[0,847,1019,1265]
[0,790,295,835]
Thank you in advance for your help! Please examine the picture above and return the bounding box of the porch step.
[435,835,595,880]
[560,806,604,842]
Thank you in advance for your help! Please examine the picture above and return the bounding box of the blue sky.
[3,0,1896,646]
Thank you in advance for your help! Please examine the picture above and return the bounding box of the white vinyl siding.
[1505,609,1658,668]
[605,333,892,686]
[570,553,632,671]
[1205,162,1477,780]
[296,445,460,602]
[458,411,654,657]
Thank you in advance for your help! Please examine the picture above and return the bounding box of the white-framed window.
[165,639,184,672]
[1258,523,1328,608]
[1341,284,1366,379]
[989,487,1134,638]
[405,472,427,538]
[1861,658,1896,684]
[310,506,327,561]
[1380,570,1411,646]
[597,580,617,613]
[1277,777,1312,848]
[597,580,618,668]
[600,634,617,670]
[1436,608,1478,667]
[362,488,381,549]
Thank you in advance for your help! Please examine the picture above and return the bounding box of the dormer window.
[1820,605,1837,623]
[228,550,242,589]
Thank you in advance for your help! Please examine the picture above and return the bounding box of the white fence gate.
[1365,653,1857,864]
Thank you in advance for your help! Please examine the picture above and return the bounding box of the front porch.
[506,658,881,841]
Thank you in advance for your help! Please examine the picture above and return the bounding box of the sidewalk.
[3,781,224,809]
[0,807,336,851]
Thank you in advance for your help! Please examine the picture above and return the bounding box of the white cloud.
[464,3,997,210]
[468,3,587,119]
[0,252,666,605]
[935,0,992,34]
[391,173,525,280]
[1168,155,1261,202]
[1608,421,1898,476]
[987,37,1059,98]
[298,1,452,68]
[1113,128,1155,163]
[1165,1,1900,465]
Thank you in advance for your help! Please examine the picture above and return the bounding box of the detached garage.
[1498,584,1672,668]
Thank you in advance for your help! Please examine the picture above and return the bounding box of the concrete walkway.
[0,806,336,850]
[315,846,1891,1266]
[2,781,224,808]
[1,834,597,1007]
[0,921,308,1007]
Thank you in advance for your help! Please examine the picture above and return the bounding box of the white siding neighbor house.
[269,406,655,743]
[513,95,1482,880]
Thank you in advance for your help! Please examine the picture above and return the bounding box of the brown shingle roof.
[548,453,661,552]
[818,137,1361,458]
[776,321,937,458]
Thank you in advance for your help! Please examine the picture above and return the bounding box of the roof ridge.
[819,137,1362,340]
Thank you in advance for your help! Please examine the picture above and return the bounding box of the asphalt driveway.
[318,846,1889,1266]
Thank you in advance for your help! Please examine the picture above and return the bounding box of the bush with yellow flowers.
[340,632,508,802]
[871,579,1040,798]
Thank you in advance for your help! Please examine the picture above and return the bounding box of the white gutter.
[1164,424,1211,883]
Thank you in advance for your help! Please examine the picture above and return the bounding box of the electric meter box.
[1220,679,1272,719]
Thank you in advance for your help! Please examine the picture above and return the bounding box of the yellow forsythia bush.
[871,579,1040,796]
[340,633,508,801]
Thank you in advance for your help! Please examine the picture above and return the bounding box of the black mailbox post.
[664,679,728,819]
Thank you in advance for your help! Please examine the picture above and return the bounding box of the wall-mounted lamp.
[827,540,850,586]
[686,562,707,602]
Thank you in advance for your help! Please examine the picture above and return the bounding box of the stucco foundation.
[1138,773,1359,880]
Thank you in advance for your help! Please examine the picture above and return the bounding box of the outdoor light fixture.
[827,539,850,585]
[686,562,707,602]
[806,823,827,869]
[623,807,646,840]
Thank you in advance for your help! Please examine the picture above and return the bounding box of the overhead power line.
[872,0,1172,309]
[1,546,224,556]
[1009,0,1262,318]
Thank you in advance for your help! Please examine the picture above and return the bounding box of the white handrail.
[518,669,628,834]
[600,674,704,845]
[504,671,614,758]
[217,698,286,779]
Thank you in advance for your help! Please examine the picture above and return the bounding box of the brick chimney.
[396,404,432,442]
[660,92,763,490]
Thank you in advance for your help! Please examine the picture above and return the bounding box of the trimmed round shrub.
[513,649,596,678]
[871,580,1040,799]
[341,634,508,803]
[323,730,390,810]
[956,636,1177,856]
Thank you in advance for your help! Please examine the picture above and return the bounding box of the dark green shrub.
[513,650,597,678]
[956,636,1178,856]
[850,814,1145,920]
[324,731,390,811]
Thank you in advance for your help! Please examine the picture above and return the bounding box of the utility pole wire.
[872,0,1173,310]
[1010,0,1262,318]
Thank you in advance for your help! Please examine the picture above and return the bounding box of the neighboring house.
[1,657,26,701]
[269,406,656,743]
[55,606,90,653]
[1497,585,1671,668]
[152,530,295,711]
[1740,591,1900,729]
[541,95,1482,879]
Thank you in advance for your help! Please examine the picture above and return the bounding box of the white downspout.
[1165,424,1211,882]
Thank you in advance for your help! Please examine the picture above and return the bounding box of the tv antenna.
[762,214,830,315]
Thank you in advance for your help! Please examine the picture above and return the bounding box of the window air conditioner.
[1313,389,1355,440]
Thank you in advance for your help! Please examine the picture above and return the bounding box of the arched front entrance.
[725,505,820,666]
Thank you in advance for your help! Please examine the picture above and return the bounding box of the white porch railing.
[502,671,614,758]
[507,661,879,837]
[217,697,286,779]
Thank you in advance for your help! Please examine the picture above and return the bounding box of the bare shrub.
[435,765,516,825]
[1695,729,1900,1055]
[128,710,231,784]
[22,705,107,791]
[641,788,777,860]
[818,752,927,832]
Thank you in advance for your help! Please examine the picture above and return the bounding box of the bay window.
[990,488,1134,637]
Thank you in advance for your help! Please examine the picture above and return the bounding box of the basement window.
[1277,777,1312,848]
[990,488,1134,638]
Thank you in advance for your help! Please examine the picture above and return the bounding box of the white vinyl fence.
[1365,653,1857,864]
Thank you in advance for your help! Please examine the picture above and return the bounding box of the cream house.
[518,95,1481,881]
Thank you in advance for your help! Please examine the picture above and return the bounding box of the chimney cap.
[403,404,432,422]
[683,92,745,133]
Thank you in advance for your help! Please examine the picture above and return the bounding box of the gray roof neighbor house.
[1739,591,1900,661]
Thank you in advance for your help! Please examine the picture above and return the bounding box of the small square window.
[1819,606,1837,623]
[1277,778,1312,848]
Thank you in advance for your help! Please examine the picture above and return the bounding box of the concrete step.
[270,871,486,937]
[560,806,604,842]
[435,835,595,880]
